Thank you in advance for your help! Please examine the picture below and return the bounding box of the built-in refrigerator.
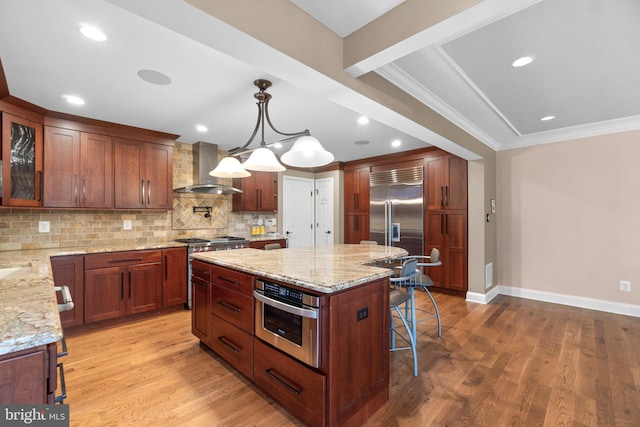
[369,166,423,256]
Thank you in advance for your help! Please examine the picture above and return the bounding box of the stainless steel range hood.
[173,142,243,195]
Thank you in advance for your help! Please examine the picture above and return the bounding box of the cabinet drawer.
[253,338,326,427]
[211,316,253,380]
[191,259,211,280]
[85,250,161,269]
[211,284,253,333]
[211,265,254,297]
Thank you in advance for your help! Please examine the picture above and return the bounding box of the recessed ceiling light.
[138,69,172,86]
[510,56,535,68]
[62,94,85,105]
[196,125,208,132]
[539,115,556,121]
[272,142,283,149]
[391,139,401,147]
[79,24,107,42]
[357,116,369,125]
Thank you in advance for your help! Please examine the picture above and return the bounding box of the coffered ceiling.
[1,0,638,162]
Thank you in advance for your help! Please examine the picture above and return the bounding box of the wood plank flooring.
[61,292,640,426]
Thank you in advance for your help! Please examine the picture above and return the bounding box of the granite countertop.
[192,244,408,293]
[0,241,187,356]
[248,234,288,242]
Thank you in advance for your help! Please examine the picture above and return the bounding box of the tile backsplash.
[0,142,276,251]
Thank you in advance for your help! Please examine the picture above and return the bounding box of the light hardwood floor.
[62,291,640,426]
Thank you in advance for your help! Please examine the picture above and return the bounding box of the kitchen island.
[191,244,407,427]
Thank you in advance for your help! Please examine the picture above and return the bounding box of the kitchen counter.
[191,244,407,293]
[0,241,187,356]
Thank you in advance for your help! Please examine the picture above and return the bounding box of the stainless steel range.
[175,236,250,308]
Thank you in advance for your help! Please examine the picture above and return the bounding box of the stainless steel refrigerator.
[369,166,423,256]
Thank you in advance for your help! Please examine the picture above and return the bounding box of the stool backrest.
[429,247,440,264]
[400,258,418,278]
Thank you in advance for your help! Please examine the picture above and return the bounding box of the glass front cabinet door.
[1,112,44,207]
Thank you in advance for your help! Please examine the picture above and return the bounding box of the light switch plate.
[38,221,50,233]
[123,220,132,230]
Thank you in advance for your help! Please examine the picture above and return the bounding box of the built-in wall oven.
[254,280,322,368]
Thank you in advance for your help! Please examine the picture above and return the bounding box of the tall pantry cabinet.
[424,154,468,292]
[343,166,370,244]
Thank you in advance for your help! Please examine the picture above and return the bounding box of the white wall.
[497,129,640,314]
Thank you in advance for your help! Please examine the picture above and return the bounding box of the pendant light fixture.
[216,79,333,174]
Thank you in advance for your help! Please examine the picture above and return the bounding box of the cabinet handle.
[164,256,168,280]
[265,368,302,395]
[192,269,210,277]
[440,186,444,208]
[38,171,43,202]
[445,213,449,235]
[217,300,241,313]
[217,276,240,287]
[445,186,449,207]
[217,336,241,353]
[192,277,208,287]
[354,215,359,231]
[120,272,125,300]
[108,257,143,263]
[141,180,145,204]
[147,180,151,205]
[82,176,87,204]
[74,175,78,203]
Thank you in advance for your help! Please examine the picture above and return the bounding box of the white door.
[282,176,314,248]
[315,178,334,246]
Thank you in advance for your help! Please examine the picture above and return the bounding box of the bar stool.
[389,258,419,376]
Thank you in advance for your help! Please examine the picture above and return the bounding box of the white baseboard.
[466,285,640,318]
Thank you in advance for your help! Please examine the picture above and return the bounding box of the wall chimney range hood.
[173,142,242,195]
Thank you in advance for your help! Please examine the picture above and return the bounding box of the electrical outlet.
[38,221,50,233]
[123,220,132,230]
[620,280,631,292]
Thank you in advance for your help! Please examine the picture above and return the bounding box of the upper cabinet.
[114,138,173,209]
[232,171,278,212]
[1,112,44,207]
[426,154,468,211]
[44,127,113,208]
[344,166,369,213]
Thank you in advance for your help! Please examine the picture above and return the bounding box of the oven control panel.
[264,282,303,303]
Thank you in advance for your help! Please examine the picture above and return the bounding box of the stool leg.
[389,307,396,349]
[410,287,417,343]
[422,286,442,337]
[393,306,418,376]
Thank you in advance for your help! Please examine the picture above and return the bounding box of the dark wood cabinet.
[44,127,113,208]
[344,213,369,244]
[162,247,187,307]
[344,166,370,213]
[425,210,468,291]
[248,238,287,250]
[1,112,44,207]
[191,259,211,344]
[426,154,467,211]
[232,171,277,212]
[0,344,57,404]
[84,250,163,323]
[114,138,173,209]
[344,166,370,244]
[50,255,85,328]
[425,153,467,291]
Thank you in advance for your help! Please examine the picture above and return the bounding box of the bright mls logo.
[1,405,69,426]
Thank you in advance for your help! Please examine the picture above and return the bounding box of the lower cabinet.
[0,344,57,404]
[84,251,163,323]
[253,338,326,427]
[191,259,211,344]
[344,213,369,244]
[248,238,287,250]
[425,210,468,291]
[211,316,253,379]
[162,247,187,307]
[50,254,84,328]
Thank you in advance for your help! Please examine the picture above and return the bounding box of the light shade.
[242,147,286,172]
[209,156,251,178]
[281,135,334,167]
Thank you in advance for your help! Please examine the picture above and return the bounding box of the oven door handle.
[254,290,319,319]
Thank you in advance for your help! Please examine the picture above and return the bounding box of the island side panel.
[326,277,390,426]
